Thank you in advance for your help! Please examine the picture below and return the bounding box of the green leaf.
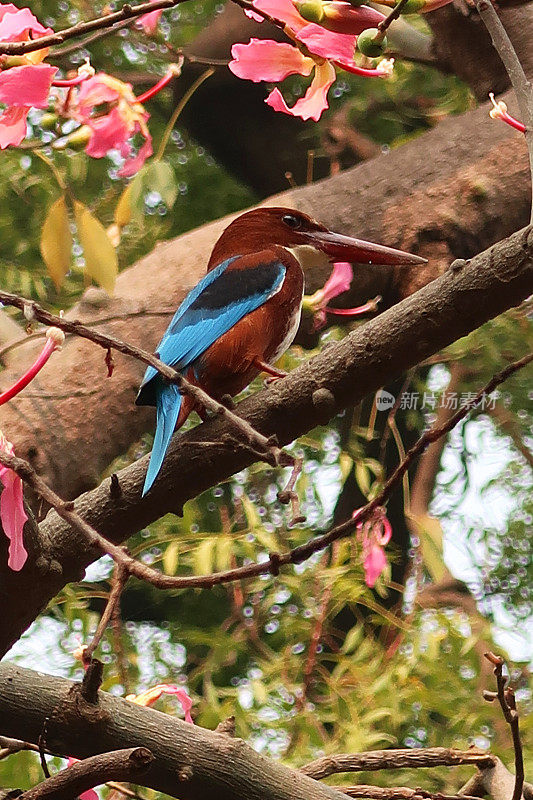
[163,540,179,575]
[40,195,72,290]
[416,513,446,583]
[74,201,118,295]
[355,461,371,497]
[145,160,178,208]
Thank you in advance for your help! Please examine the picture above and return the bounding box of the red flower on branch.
[0,3,57,147]
[353,507,392,588]
[304,261,381,329]
[0,328,64,572]
[229,0,392,120]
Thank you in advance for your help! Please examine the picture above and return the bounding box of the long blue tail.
[142,383,182,496]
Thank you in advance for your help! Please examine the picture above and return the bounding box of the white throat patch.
[286,244,331,271]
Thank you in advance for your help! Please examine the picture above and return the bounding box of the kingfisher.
[136,207,426,495]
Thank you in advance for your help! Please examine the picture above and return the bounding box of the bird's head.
[208,207,427,270]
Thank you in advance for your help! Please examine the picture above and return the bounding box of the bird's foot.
[253,358,288,383]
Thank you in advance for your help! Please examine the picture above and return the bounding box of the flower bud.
[295,0,325,23]
[64,125,91,150]
[39,112,59,130]
[356,28,387,57]
[320,2,385,34]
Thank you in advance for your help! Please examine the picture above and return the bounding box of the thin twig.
[378,0,411,35]
[0,0,190,55]
[82,564,128,664]
[342,787,482,800]
[475,0,533,222]
[301,747,496,780]
[483,653,524,800]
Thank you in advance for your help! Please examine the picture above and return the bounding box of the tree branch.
[18,748,154,800]
[301,748,496,780]
[475,0,533,221]
[0,664,351,800]
[0,0,189,55]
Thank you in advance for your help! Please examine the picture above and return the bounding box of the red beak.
[305,230,427,266]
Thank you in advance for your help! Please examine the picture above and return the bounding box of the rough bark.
[0,663,348,800]
[1,225,531,657]
[427,4,533,99]
[0,90,529,506]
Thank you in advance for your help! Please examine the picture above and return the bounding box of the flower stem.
[154,68,214,161]
[0,329,64,407]
[135,64,182,104]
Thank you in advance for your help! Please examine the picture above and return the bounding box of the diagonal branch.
[18,748,154,800]
[0,0,190,56]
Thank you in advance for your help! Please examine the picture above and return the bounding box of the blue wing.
[137,253,286,405]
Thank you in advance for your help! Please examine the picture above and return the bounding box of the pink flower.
[0,4,52,42]
[137,3,164,35]
[488,92,526,134]
[0,431,28,572]
[0,5,57,147]
[0,328,65,572]
[230,39,337,121]
[127,683,194,722]
[354,507,392,588]
[230,0,391,120]
[304,261,381,329]
[70,73,153,176]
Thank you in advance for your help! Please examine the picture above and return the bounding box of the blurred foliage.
[0,1,531,797]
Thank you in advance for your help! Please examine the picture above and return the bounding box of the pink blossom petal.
[117,134,153,177]
[322,261,353,302]
[0,434,28,571]
[229,39,313,83]
[251,0,305,28]
[363,543,386,587]
[266,59,336,121]
[137,8,163,34]
[130,683,193,722]
[245,7,265,21]
[0,6,52,41]
[85,107,131,158]
[296,23,357,61]
[0,105,28,148]
[0,63,57,108]
[321,3,385,35]
[75,74,122,116]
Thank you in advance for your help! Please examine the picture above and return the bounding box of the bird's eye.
[282,214,302,230]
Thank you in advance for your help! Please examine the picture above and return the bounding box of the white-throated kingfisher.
[137,207,426,495]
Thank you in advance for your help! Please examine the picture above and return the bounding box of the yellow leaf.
[114,183,133,228]
[162,540,179,575]
[40,195,72,290]
[413,513,446,583]
[193,539,214,575]
[216,535,233,571]
[74,201,118,295]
